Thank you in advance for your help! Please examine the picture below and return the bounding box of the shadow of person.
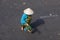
[30,19,45,34]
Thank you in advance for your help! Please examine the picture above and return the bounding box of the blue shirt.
[20,13,28,25]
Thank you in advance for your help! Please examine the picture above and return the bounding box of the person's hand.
[25,23,29,26]
[21,27,24,31]
[26,24,29,26]
[28,30,32,32]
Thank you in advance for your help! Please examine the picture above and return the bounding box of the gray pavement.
[0,0,60,40]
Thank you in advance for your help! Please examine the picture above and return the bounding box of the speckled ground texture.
[0,0,60,40]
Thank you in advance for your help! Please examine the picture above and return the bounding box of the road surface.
[0,0,60,40]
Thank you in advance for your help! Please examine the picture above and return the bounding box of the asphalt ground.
[0,0,60,40]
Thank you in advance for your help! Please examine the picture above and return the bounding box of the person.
[20,8,34,32]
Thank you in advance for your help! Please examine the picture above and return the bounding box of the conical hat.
[24,8,34,15]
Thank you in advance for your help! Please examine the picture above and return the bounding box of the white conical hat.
[24,8,34,15]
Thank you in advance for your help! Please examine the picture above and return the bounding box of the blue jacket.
[20,13,28,25]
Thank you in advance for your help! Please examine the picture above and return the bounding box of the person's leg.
[21,24,28,31]
[27,26,32,32]
[24,24,32,32]
[21,25,25,31]
[21,23,32,32]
